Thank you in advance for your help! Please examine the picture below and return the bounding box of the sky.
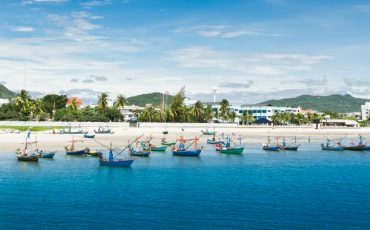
[1,0,370,104]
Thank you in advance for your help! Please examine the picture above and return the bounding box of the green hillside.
[126,92,174,107]
[0,84,16,98]
[259,94,369,113]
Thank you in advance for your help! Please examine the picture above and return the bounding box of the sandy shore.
[1,126,370,152]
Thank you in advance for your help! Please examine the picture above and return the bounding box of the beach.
[1,125,370,152]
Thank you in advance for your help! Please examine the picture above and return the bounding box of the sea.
[1,143,370,229]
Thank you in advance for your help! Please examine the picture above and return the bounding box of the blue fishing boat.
[321,138,344,151]
[365,146,370,151]
[84,133,95,139]
[281,137,300,151]
[39,151,56,158]
[172,136,202,157]
[129,141,151,157]
[65,137,86,156]
[262,136,282,151]
[99,150,134,167]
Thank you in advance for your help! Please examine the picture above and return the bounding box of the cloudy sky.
[1,0,370,104]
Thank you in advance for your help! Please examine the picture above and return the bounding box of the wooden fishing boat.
[65,138,86,156]
[281,137,300,151]
[172,149,202,156]
[161,141,176,146]
[321,145,344,151]
[172,136,202,156]
[39,151,56,158]
[207,139,225,145]
[364,146,370,151]
[262,136,282,151]
[220,147,244,154]
[99,158,134,167]
[150,146,167,152]
[201,129,216,135]
[60,125,87,134]
[94,126,114,134]
[84,134,95,139]
[129,141,151,157]
[343,144,366,151]
[86,149,101,157]
[17,154,39,162]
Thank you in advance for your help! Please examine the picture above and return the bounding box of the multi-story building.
[211,104,301,122]
[361,102,370,120]
[120,105,145,121]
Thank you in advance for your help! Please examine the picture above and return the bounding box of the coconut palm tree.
[15,89,31,112]
[31,99,44,121]
[142,106,155,122]
[204,105,214,122]
[191,101,204,122]
[219,99,230,122]
[98,93,109,110]
[115,94,126,110]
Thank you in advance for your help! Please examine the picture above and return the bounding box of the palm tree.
[219,99,230,122]
[15,89,31,112]
[98,93,109,110]
[204,105,214,122]
[31,99,44,121]
[228,111,236,123]
[191,101,204,122]
[115,94,126,110]
[142,106,155,122]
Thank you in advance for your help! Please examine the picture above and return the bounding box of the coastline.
[1,125,370,152]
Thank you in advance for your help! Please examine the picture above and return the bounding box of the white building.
[361,102,370,120]
[120,105,145,121]
[211,104,301,123]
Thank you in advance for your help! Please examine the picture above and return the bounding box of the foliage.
[98,93,109,110]
[42,94,68,115]
[126,92,174,107]
[219,99,230,122]
[0,84,16,98]
[0,126,64,132]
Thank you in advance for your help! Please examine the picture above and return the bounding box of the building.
[120,105,145,121]
[321,119,359,128]
[361,102,370,120]
[211,104,301,123]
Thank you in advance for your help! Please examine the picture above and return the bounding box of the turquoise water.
[1,143,370,229]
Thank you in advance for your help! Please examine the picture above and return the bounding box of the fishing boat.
[98,137,142,167]
[262,136,282,151]
[16,136,39,162]
[38,151,56,159]
[60,125,87,134]
[172,136,202,156]
[84,133,95,139]
[85,148,101,157]
[281,137,300,151]
[321,138,344,151]
[201,128,216,135]
[129,141,151,157]
[65,137,86,156]
[161,140,176,146]
[207,134,225,145]
[94,126,114,134]
[150,145,168,152]
[342,135,366,151]
[217,136,245,154]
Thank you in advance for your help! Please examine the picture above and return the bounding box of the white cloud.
[22,0,67,5]
[11,26,34,32]
[81,0,112,8]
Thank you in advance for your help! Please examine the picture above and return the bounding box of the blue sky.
[1,0,370,104]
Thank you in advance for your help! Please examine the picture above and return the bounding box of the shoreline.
[1,126,370,152]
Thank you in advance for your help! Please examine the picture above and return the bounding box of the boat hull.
[343,145,366,151]
[150,146,167,152]
[41,152,56,158]
[283,146,299,151]
[84,134,95,139]
[201,131,216,135]
[365,146,370,151]
[207,139,225,145]
[172,149,201,156]
[17,155,39,162]
[322,147,344,151]
[130,151,150,157]
[161,141,176,146]
[86,150,101,157]
[99,159,134,167]
[263,146,281,151]
[66,150,86,156]
[220,147,244,154]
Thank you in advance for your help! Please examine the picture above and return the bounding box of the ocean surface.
[1,143,370,229]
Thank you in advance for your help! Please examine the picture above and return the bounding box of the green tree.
[98,93,109,110]
[114,94,126,110]
[31,99,44,121]
[204,105,214,122]
[141,106,156,122]
[191,101,204,122]
[219,99,230,122]
[168,87,186,122]
[42,94,68,115]
[15,90,31,113]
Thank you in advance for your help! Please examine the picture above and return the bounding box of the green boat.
[220,147,244,154]
[150,146,168,152]
[161,141,176,146]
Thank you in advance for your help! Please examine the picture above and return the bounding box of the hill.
[0,84,16,98]
[259,94,369,113]
[126,92,174,107]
